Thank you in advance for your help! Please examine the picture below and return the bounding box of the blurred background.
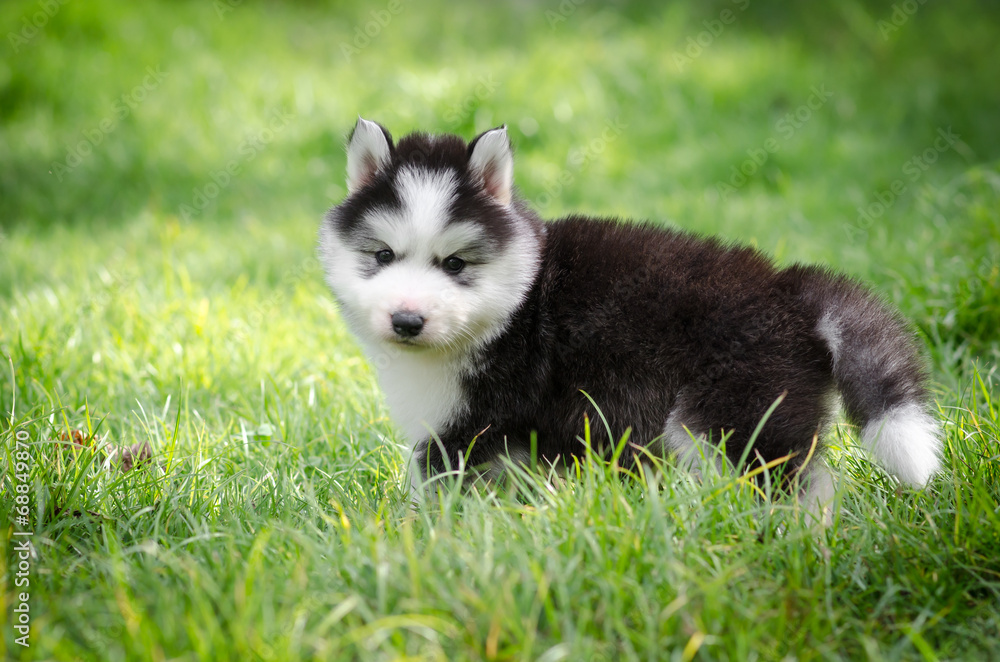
[1,0,999,384]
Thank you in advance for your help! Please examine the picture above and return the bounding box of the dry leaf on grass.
[58,429,156,473]
[59,429,96,447]
[116,441,154,472]
[57,429,108,464]
[50,506,105,520]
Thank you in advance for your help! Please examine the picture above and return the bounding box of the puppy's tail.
[804,270,941,485]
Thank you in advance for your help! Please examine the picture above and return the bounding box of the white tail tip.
[861,403,942,486]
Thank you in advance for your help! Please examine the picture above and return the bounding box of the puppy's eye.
[375,249,395,265]
[442,256,465,274]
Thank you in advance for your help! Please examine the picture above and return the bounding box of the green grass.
[2,0,1000,659]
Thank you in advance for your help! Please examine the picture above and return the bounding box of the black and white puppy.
[319,118,941,510]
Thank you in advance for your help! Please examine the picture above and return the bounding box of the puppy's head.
[320,118,542,356]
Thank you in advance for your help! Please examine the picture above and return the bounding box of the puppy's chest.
[377,353,467,446]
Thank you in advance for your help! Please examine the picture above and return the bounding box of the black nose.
[391,311,425,338]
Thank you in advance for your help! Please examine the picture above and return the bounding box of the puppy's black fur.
[417,216,926,480]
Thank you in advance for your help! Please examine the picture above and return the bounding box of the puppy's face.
[320,119,540,355]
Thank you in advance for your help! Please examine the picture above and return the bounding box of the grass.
[2,0,1000,659]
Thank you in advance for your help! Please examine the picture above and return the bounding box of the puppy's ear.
[346,117,392,193]
[468,125,513,206]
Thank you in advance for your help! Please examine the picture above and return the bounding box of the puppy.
[319,118,941,511]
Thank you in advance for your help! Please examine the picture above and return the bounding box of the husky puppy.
[319,118,941,510]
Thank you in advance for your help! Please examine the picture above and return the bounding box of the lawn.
[2,0,1000,659]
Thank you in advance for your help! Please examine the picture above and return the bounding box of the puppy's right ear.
[468,125,513,206]
[346,117,392,193]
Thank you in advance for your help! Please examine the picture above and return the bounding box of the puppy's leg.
[661,403,719,479]
[796,460,836,527]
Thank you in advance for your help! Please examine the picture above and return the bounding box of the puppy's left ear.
[468,125,513,206]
